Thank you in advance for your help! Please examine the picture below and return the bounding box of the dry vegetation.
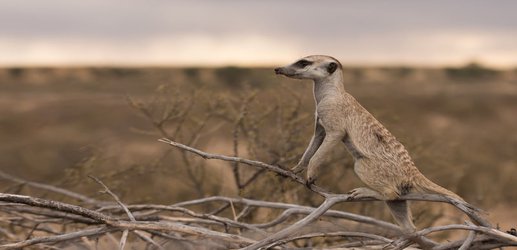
[0,64,516,249]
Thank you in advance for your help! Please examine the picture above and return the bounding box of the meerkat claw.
[347,187,383,200]
[305,177,315,187]
[347,189,358,200]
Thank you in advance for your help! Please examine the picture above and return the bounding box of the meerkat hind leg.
[386,200,437,249]
[386,200,415,232]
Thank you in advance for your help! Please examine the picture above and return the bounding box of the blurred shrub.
[89,67,142,77]
[8,67,25,78]
[445,62,499,82]
[391,66,414,78]
[344,68,364,82]
[184,67,200,80]
[183,67,203,86]
[214,66,251,88]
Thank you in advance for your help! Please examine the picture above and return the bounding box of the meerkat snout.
[274,55,342,80]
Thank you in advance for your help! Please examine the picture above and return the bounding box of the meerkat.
[274,55,488,248]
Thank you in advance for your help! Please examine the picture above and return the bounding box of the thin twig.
[88,176,135,250]
[88,175,135,221]
[0,226,117,249]
[134,230,165,250]
[267,231,392,248]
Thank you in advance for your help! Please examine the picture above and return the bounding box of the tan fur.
[275,55,484,248]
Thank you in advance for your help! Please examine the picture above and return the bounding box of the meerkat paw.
[347,187,383,200]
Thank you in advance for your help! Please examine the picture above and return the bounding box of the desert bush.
[215,66,251,88]
[445,62,500,82]
[7,67,25,78]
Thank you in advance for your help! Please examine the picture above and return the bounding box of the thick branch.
[392,224,517,249]
[243,195,347,250]
[0,193,112,223]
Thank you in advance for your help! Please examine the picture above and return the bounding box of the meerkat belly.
[342,134,392,190]
[353,159,406,198]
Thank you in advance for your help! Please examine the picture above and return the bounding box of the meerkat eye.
[295,59,313,68]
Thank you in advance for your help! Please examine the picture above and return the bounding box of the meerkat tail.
[413,175,464,201]
[412,176,492,227]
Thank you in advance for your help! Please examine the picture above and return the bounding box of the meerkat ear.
[327,62,338,74]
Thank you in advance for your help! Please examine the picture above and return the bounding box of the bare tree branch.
[267,231,392,248]
[134,230,165,250]
[458,230,476,250]
[0,139,514,249]
[118,230,129,250]
[99,204,267,236]
[88,175,136,250]
[0,170,101,205]
[0,226,117,249]
[0,193,257,248]
[243,195,346,250]
[89,175,135,222]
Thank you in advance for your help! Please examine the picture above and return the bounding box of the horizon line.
[0,61,515,70]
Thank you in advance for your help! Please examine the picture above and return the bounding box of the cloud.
[0,0,516,66]
[0,34,303,66]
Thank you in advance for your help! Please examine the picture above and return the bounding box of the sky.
[0,0,516,67]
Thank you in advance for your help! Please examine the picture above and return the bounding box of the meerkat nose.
[274,67,283,74]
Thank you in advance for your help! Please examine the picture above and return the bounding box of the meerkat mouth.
[274,67,286,75]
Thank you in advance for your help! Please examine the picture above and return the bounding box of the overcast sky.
[1,0,516,67]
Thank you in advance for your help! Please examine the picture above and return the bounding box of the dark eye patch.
[294,59,313,68]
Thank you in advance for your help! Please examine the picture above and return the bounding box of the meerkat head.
[274,55,342,80]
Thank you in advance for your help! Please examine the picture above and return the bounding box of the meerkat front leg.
[305,132,344,185]
[347,187,385,200]
[291,117,326,174]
